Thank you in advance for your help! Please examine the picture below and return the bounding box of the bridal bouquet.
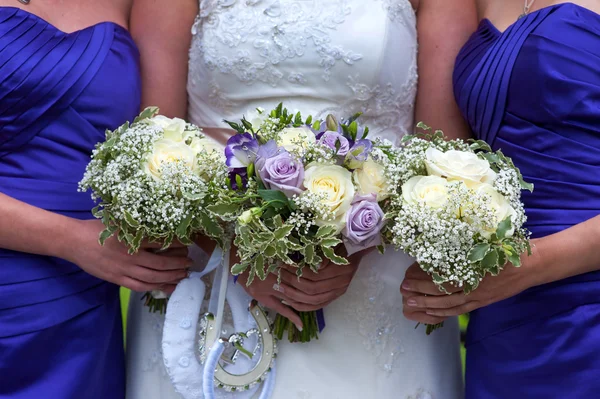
[212,104,394,342]
[79,108,227,312]
[386,124,533,333]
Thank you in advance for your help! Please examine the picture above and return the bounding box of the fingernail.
[407,299,418,307]
[401,282,411,291]
[273,283,283,293]
[426,310,437,316]
[281,300,290,306]
[295,324,303,332]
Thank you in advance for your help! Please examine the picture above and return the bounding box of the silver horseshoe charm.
[199,300,277,392]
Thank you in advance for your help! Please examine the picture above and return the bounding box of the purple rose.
[343,193,385,255]
[344,139,372,169]
[225,133,259,168]
[317,131,351,156]
[256,151,305,198]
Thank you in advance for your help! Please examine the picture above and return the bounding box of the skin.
[402,0,600,325]
[0,0,191,295]
[130,0,478,328]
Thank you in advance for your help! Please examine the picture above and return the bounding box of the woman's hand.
[237,249,369,329]
[400,248,541,322]
[64,219,192,294]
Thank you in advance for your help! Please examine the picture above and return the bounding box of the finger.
[127,265,189,285]
[426,302,477,317]
[296,264,354,282]
[136,252,192,271]
[262,296,303,330]
[272,282,339,306]
[140,239,187,250]
[278,289,346,312]
[403,309,447,325]
[404,293,468,310]
[119,276,164,293]
[404,263,432,280]
[158,247,190,258]
[279,269,350,295]
[401,279,462,296]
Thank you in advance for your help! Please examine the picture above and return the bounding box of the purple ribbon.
[317,309,326,332]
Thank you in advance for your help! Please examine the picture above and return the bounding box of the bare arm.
[414,0,477,139]
[130,0,198,118]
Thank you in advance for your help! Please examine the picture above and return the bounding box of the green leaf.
[241,118,254,132]
[496,217,513,240]
[305,115,313,125]
[223,120,245,134]
[361,126,369,140]
[294,112,303,126]
[348,121,358,140]
[258,189,289,207]
[264,245,277,257]
[207,203,240,215]
[99,226,117,246]
[123,210,140,228]
[321,246,349,265]
[255,253,266,280]
[377,245,385,254]
[305,244,315,265]
[468,243,491,263]
[481,248,499,270]
[319,238,341,247]
[520,178,534,192]
[347,112,363,124]
[432,272,445,284]
[132,229,145,251]
[134,107,159,123]
[235,174,244,190]
[497,249,507,268]
[247,163,255,178]
[200,213,224,241]
[272,214,284,227]
[274,225,294,240]
[176,213,193,238]
[231,262,248,275]
[182,191,205,201]
[507,250,522,267]
[315,225,337,239]
[312,120,321,131]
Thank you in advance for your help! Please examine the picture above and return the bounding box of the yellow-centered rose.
[304,163,355,230]
[474,183,516,239]
[278,126,316,153]
[402,175,450,209]
[425,147,496,187]
[353,158,390,201]
[144,139,197,181]
[150,116,187,142]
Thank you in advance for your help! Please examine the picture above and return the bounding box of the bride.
[126,0,476,397]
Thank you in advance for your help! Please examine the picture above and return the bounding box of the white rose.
[144,139,197,181]
[278,126,316,153]
[353,158,390,201]
[150,116,187,142]
[425,148,496,187]
[402,175,450,209]
[304,163,355,230]
[189,136,224,158]
[474,183,516,239]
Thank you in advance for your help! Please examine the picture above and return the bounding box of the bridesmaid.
[402,0,600,397]
[0,1,190,397]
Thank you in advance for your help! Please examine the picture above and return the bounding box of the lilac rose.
[317,131,351,156]
[343,193,385,255]
[225,133,259,168]
[256,151,305,198]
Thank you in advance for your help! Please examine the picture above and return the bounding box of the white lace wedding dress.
[126,1,463,398]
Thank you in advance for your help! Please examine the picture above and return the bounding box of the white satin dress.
[126,1,463,398]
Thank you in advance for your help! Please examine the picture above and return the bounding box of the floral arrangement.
[213,104,396,342]
[386,124,533,333]
[79,108,227,312]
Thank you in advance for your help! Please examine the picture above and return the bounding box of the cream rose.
[304,163,355,230]
[353,158,390,201]
[425,148,496,187]
[150,116,187,142]
[144,139,197,181]
[190,136,224,158]
[278,126,316,153]
[402,175,450,209]
[474,183,516,239]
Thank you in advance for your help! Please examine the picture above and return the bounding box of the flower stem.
[142,292,167,314]
[273,311,319,343]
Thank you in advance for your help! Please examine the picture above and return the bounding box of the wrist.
[51,217,87,261]
[521,238,549,289]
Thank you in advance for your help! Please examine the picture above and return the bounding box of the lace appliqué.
[315,65,418,144]
[191,0,362,86]
[378,0,416,23]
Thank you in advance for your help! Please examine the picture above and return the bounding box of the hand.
[237,248,369,329]
[400,251,540,322]
[64,219,192,294]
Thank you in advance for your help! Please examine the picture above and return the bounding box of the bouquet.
[213,104,396,342]
[386,124,533,333]
[79,108,228,312]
